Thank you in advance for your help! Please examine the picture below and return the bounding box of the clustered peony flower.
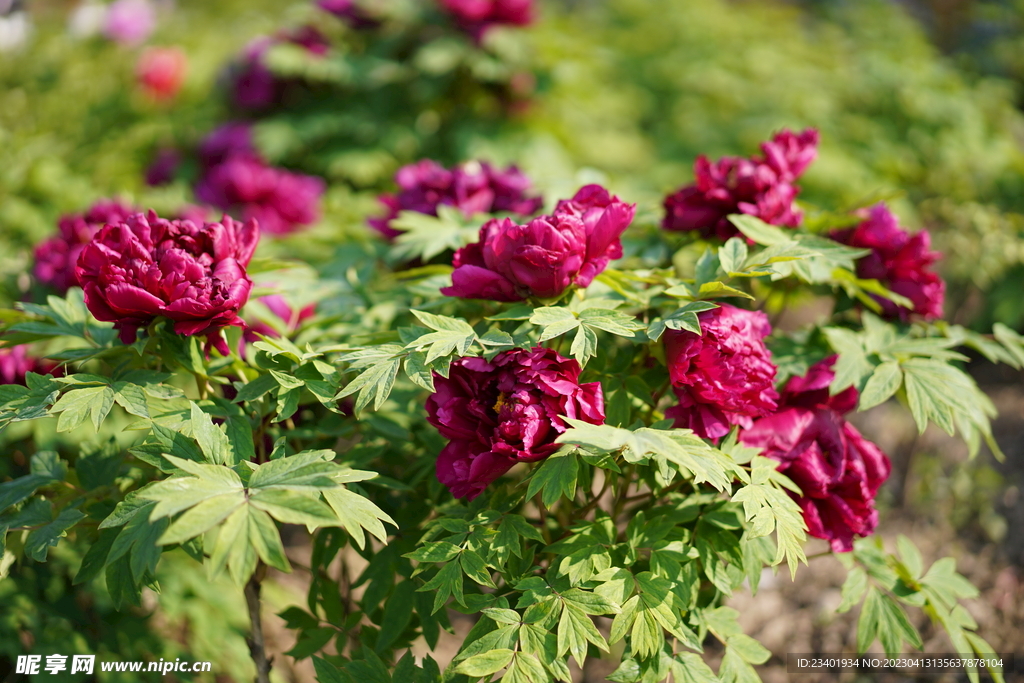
[0,346,59,385]
[75,211,259,355]
[136,46,187,101]
[193,123,325,236]
[34,200,138,293]
[664,304,779,440]
[369,159,543,241]
[426,346,604,500]
[438,0,533,40]
[230,26,330,110]
[102,0,155,46]
[662,128,819,241]
[740,357,891,552]
[441,184,635,301]
[830,203,945,321]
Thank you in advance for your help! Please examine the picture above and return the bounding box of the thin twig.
[245,564,273,683]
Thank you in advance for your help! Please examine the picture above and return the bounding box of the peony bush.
[0,1,1018,682]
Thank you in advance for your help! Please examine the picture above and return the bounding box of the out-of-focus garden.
[1,0,1023,681]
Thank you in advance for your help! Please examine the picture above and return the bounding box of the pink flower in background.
[426,346,604,500]
[317,0,381,28]
[102,0,155,45]
[195,156,325,236]
[145,148,181,186]
[34,200,137,293]
[231,27,331,110]
[75,212,259,355]
[0,346,60,385]
[662,128,819,241]
[136,46,186,100]
[442,185,634,301]
[245,294,316,341]
[831,203,945,321]
[369,159,542,240]
[439,0,533,40]
[193,124,325,236]
[665,304,779,440]
[740,357,891,552]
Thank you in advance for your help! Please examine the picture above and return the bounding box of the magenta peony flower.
[75,211,259,355]
[193,124,325,236]
[662,128,819,241]
[0,346,59,385]
[34,200,138,293]
[740,357,891,552]
[425,346,604,500]
[831,204,945,321]
[195,156,325,236]
[369,159,542,241]
[438,0,533,40]
[665,304,779,440]
[231,27,331,110]
[442,184,634,301]
[102,0,155,46]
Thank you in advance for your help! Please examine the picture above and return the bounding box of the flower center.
[493,392,510,413]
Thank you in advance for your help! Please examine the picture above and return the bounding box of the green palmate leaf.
[703,607,770,665]
[233,373,279,403]
[557,602,609,667]
[857,587,923,657]
[647,301,717,342]
[858,361,902,410]
[406,310,477,362]
[532,306,643,366]
[556,420,735,491]
[322,487,395,549]
[49,385,115,432]
[731,460,807,578]
[455,649,515,677]
[718,237,749,275]
[823,327,873,393]
[837,567,868,613]
[189,403,232,465]
[525,447,578,507]
[389,206,479,262]
[338,351,402,412]
[105,501,168,582]
[670,653,719,683]
[24,506,86,562]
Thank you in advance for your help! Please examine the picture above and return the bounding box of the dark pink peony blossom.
[369,159,542,240]
[34,200,138,293]
[740,357,891,552]
[439,0,533,40]
[831,204,945,321]
[662,128,819,241]
[442,184,634,301]
[665,304,779,440]
[194,124,325,236]
[231,27,331,110]
[75,211,259,355]
[425,346,604,500]
[102,0,155,46]
[0,346,59,385]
